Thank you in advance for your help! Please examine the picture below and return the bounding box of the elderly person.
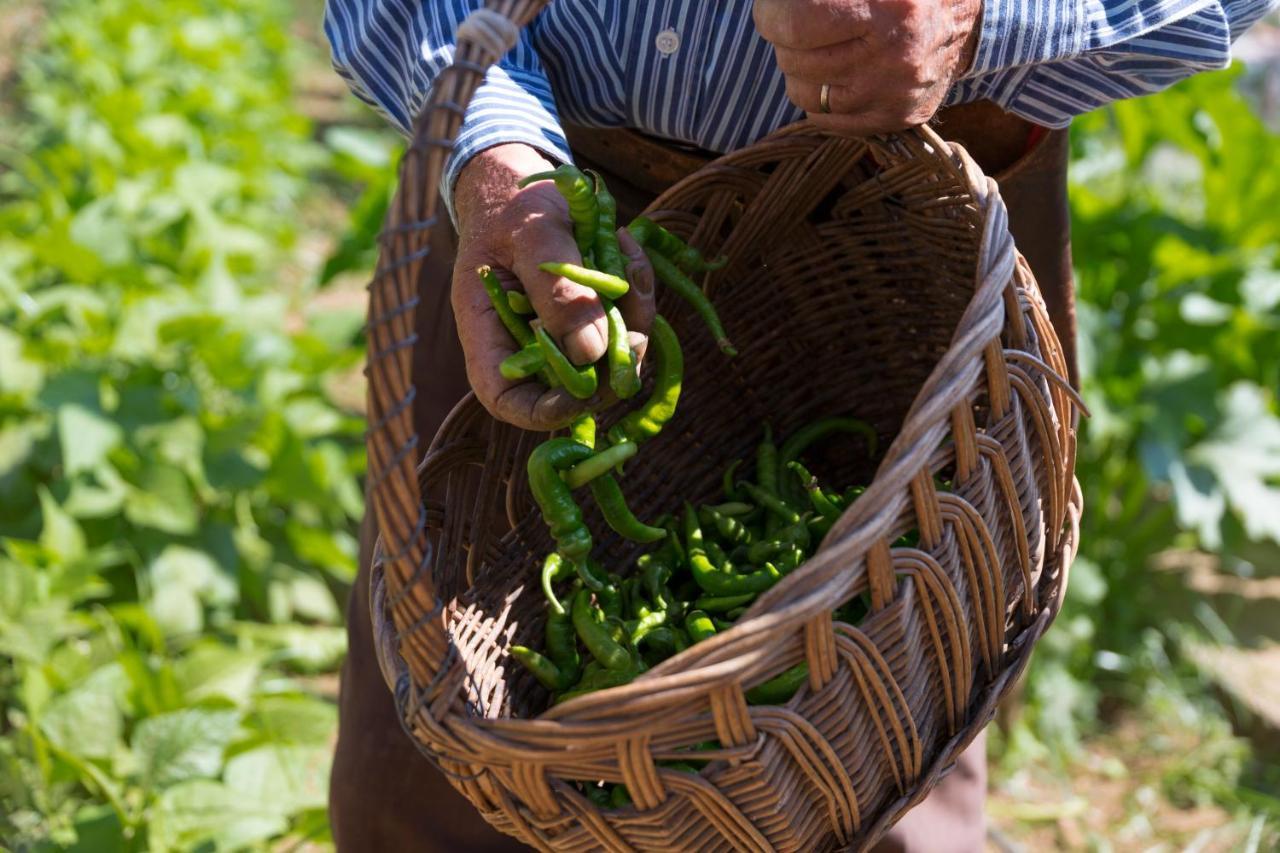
[324,0,1275,849]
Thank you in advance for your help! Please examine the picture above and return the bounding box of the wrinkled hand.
[452,144,655,430]
[755,0,982,135]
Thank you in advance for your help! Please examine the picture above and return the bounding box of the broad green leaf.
[130,708,240,789]
[38,486,86,563]
[249,695,338,747]
[124,465,198,534]
[1188,383,1280,544]
[38,663,128,760]
[223,743,331,814]
[175,645,263,706]
[149,779,286,853]
[147,545,235,636]
[287,572,340,624]
[0,327,45,398]
[57,404,123,477]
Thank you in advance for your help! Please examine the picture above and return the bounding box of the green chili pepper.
[499,343,546,381]
[608,314,682,446]
[779,417,878,467]
[756,425,781,536]
[708,501,754,517]
[528,438,594,563]
[598,579,624,620]
[738,482,801,525]
[537,261,630,300]
[644,249,736,357]
[704,539,731,571]
[519,165,599,256]
[711,617,736,632]
[546,606,581,682]
[563,442,637,489]
[570,413,596,449]
[694,592,757,612]
[590,474,666,543]
[507,290,534,315]
[610,784,632,809]
[700,506,752,546]
[541,552,573,615]
[685,610,717,643]
[584,783,611,807]
[685,504,781,596]
[588,170,628,280]
[722,459,743,501]
[838,485,867,510]
[571,588,632,672]
[576,557,609,592]
[786,461,843,520]
[479,265,534,349]
[509,645,576,691]
[628,217,728,274]
[555,655,642,703]
[533,321,598,399]
[605,301,642,399]
[745,663,809,705]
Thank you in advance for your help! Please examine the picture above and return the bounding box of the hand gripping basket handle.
[365,0,550,691]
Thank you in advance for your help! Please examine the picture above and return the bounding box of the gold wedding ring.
[819,83,832,114]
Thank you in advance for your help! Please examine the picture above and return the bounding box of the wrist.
[455,144,560,235]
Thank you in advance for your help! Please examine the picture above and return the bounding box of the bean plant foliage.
[0,0,381,848]
[1018,65,1280,768]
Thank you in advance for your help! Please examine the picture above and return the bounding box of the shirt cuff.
[440,63,573,225]
[961,0,1088,78]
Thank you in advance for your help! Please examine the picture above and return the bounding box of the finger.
[511,202,608,366]
[754,0,871,50]
[805,109,916,139]
[627,330,650,373]
[772,40,869,83]
[784,75,874,117]
[490,381,590,431]
[616,227,656,336]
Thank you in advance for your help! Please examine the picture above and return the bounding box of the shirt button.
[655,28,680,55]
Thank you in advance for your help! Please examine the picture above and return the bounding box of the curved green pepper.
[745,663,809,705]
[533,322,598,400]
[571,588,631,672]
[519,165,599,256]
[528,439,594,563]
[644,249,736,357]
[608,314,682,446]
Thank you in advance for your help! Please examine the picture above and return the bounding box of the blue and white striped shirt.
[325,0,1275,212]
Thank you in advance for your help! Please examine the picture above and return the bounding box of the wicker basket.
[364,2,1083,849]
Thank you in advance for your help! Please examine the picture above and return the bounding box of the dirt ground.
[986,712,1275,852]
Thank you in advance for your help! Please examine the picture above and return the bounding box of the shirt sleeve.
[948,0,1280,127]
[324,0,573,221]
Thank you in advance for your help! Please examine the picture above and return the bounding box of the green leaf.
[147,545,236,636]
[149,779,286,853]
[249,695,338,747]
[175,645,263,706]
[124,465,198,534]
[0,326,45,398]
[130,708,241,789]
[58,404,124,477]
[38,663,128,760]
[223,743,331,814]
[1188,382,1280,544]
[287,572,340,624]
[38,485,86,563]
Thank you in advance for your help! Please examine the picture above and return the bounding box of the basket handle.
[365,0,550,690]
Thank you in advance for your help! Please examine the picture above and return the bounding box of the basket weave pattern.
[364,2,1082,849]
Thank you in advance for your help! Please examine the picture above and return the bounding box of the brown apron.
[330,104,1076,852]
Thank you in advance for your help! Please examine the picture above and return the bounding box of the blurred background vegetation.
[1,0,1277,850]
